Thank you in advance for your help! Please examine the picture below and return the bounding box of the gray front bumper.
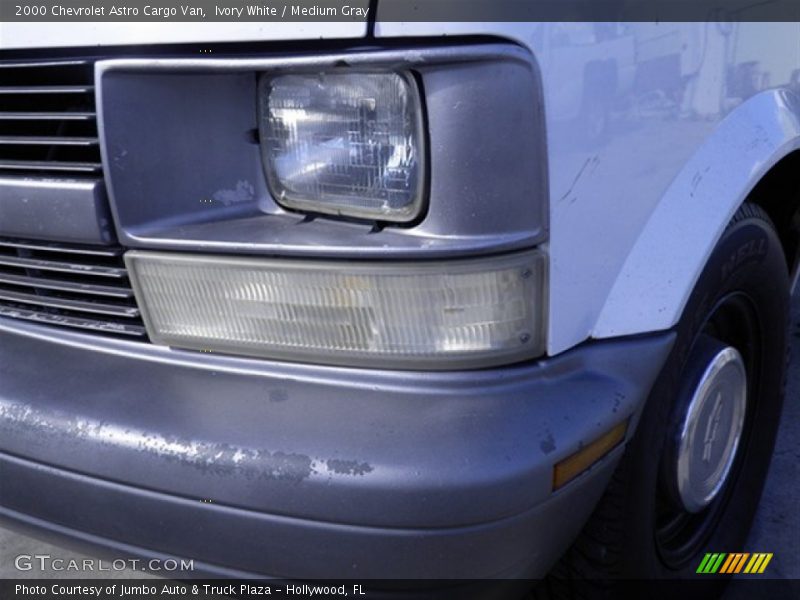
[0,319,673,579]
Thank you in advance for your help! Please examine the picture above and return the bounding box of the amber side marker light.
[553,420,629,491]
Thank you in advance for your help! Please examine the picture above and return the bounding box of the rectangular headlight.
[258,71,425,222]
[125,250,546,370]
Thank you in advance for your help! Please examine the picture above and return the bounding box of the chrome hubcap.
[675,345,747,513]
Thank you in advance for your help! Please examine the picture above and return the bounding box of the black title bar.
[2,1,800,23]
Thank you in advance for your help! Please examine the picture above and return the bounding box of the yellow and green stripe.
[743,553,773,574]
[697,552,773,574]
[697,553,727,573]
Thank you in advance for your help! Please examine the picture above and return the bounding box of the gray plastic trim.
[96,43,548,259]
[0,176,114,244]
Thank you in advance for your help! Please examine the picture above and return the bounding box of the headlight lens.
[259,71,424,222]
[126,250,546,370]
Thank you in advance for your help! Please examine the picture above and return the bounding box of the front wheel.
[543,203,791,596]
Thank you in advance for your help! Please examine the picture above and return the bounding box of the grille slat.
[0,136,98,146]
[0,255,127,279]
[0,112,96,120]
[0,59,99,176]
[0,239,122,257]
[0,306,147,338]
[0,60,92,69]
[0,288,140,318]
[0,272,135,299]
[0,85,94,95]
[0,254,128,278]
[0,159,102,172]
[0,237,147,340]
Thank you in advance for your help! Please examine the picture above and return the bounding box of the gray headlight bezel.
[257,69,427,224]
[96,44,548,259]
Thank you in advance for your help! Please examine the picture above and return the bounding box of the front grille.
[0,57,146,340]
[0,60,101,175]
[0,238,147,339]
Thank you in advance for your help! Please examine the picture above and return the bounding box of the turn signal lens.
[125,250,546,370]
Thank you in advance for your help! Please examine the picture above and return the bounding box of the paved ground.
[1,293,798,582]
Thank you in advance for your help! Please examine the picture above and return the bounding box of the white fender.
[594,89,800,339]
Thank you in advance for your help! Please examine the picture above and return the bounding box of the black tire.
[540,203,791,598]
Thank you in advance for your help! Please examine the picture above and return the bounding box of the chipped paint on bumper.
[0,318,673,578]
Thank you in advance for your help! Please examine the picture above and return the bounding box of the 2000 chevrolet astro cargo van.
[0,18,798,593]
